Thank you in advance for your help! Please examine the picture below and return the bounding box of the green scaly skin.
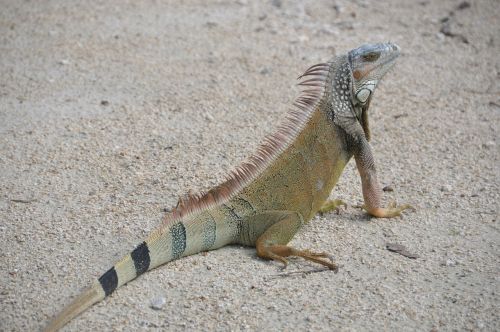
[44,42,412,331]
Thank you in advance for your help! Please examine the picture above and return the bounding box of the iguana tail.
[43,283,104,332]
[43,249,144,332]
[44,210,222,331]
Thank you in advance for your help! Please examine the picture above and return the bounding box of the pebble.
[482,141,495,149]
[260,68,271,75]
[150,296,166,310]
[271,0,282,8]
[436,32,445,41]
[441,259,457,267]
[440,184,452,192]
[203,113,214,122]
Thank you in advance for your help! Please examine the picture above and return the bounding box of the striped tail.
[43,235,175,332]
[44,213,225,331]
[43,283,104,332]
[42,247,148,332]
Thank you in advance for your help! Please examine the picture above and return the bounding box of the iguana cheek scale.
[44,42,412,331]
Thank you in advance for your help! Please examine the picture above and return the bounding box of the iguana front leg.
[354,139,413,218]
[251,211,337,271]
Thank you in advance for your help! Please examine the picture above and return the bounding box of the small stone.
[383,185,394,192]
[100,100,109,106]
[260,68,271,75]
[205,22,217,28]
[441,259,456,267]
[489,101,500,108]
[271,0,282,8]
[457,1,470,10]
[440,184,452,192]
[58,59,69,65]
[150,296,166,310]
[440,21,452,36]
[297,35,309,43]
[203,112,214,122]
[482,141,495,149]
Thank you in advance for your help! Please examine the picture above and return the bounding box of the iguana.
[44,42,412,331]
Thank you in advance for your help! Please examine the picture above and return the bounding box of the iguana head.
[295,43,401,140]
[348,42,400,106]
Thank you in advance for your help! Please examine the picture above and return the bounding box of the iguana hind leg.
[252,210,337,271]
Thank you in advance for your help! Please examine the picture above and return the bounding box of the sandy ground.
[1,0,499,331]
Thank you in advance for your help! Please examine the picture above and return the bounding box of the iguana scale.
[45,42,412,331]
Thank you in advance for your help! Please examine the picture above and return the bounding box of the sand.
[1,0,499,331]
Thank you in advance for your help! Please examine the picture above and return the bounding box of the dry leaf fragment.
[386,243,419,259]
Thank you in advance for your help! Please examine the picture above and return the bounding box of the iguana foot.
[259,245,338,271]
[252,210,338,271]
[318,199,347,215]
[364,201,414,218]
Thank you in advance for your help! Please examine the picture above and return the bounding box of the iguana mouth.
[381,43,401,66]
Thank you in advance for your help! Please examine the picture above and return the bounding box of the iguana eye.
[362,52,380,62]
